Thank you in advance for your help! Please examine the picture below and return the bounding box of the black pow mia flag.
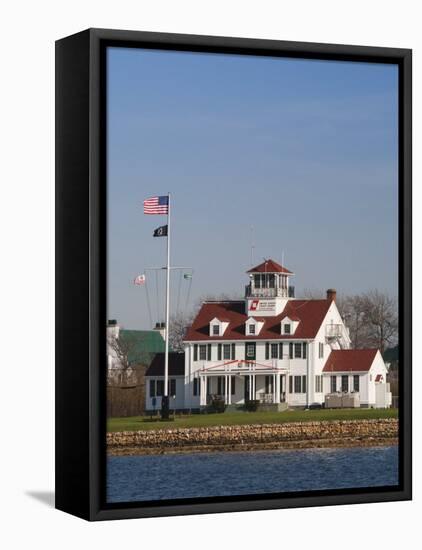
[153,224,168,237]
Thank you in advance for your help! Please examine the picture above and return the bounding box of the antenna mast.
[250,225,255,266]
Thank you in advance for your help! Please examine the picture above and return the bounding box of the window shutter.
[244,342,248,359]
[265,342,269,360]
[218,344,222,361]
[231,376,236,395]
[207,343,212,361]
[289,342,293,359]
[193,344,198,361]
[279,342,283,359]
[302,375,307,393]
[231,343,235,360]
[289,375,293,393]
[303,342,307,359]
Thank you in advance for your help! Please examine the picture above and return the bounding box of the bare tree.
[299,288,398,353]
[107,332,152,385]
[301,288,325,299]
[336,291,398,352]
[169,313,194,352]
[360,290,398,354]
[336,294,369,349]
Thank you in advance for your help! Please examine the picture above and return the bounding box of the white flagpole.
[164,193,171,398]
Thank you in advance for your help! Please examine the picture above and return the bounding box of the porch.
[197,360,289,407]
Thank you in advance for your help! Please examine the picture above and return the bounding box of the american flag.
[143,195,169,215]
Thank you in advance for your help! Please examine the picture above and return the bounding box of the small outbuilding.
[322,349,392,408]
[145,352,186,412]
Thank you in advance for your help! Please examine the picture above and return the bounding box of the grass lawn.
[107,408,398,432]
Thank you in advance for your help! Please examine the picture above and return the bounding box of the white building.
[145,259,392,411]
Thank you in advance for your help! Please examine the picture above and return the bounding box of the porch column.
[249,374,252,401]
[272,374,276,404]
[228,375,232,405]
[285,374,289,404]
[200,375,206,406]
[275,374,280,403]
[252,374,256,400]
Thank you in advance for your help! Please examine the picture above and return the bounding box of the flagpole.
[164,192,171,403]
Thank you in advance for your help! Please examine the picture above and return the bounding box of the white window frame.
[315,375,323,393]
[223,344,231,360]
[199,345,207,361]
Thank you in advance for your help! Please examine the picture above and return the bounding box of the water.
[107,446,398,503]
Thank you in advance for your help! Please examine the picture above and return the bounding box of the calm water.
[107,446,398,503]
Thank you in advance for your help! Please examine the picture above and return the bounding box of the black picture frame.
[55,28,412,521]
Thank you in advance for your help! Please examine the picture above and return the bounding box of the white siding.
[145,376,185,411]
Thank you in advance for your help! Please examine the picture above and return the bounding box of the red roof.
[281,313,301,322]
[184,299,331,341]
[247,259,292,274]
[322,349,378,373]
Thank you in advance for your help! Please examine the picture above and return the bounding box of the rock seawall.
[107,419,398,455]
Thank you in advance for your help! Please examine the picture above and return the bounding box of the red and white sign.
[248,299,277,313]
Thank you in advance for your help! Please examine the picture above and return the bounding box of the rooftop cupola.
[245,259,294,316]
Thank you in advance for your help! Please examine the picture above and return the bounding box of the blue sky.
[107,47,398,330]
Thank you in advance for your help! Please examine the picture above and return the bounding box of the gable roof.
[247,259,292,274]
[322,349,378,373]
[281,313,301,322]
[145,352,185,376]
[119,329,165,366]
[184,299,331,341]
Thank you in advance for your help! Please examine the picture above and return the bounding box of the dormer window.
[281,316,299,335]
[245,317,264,336]
[209,317,229,337]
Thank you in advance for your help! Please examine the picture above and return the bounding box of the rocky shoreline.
[107,418,398,456]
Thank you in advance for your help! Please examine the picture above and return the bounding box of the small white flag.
[134,274,146,285]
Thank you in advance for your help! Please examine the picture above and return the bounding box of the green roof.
[119,329,166,366]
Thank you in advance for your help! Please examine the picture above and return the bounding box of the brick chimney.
[326,289,337,302]
[154,321,166,341]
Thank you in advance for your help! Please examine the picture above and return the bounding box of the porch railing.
[245,285,295,298]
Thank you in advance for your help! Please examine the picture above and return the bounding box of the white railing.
[245,286,290,298]
[325,324,343,339]
[258,393,274,404]
[245,284,295,298]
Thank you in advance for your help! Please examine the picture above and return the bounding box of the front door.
[244,377,250,401]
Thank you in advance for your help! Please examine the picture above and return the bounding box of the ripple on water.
[107,446,399,503]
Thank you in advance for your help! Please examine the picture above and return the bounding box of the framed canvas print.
[55,28,412,521]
